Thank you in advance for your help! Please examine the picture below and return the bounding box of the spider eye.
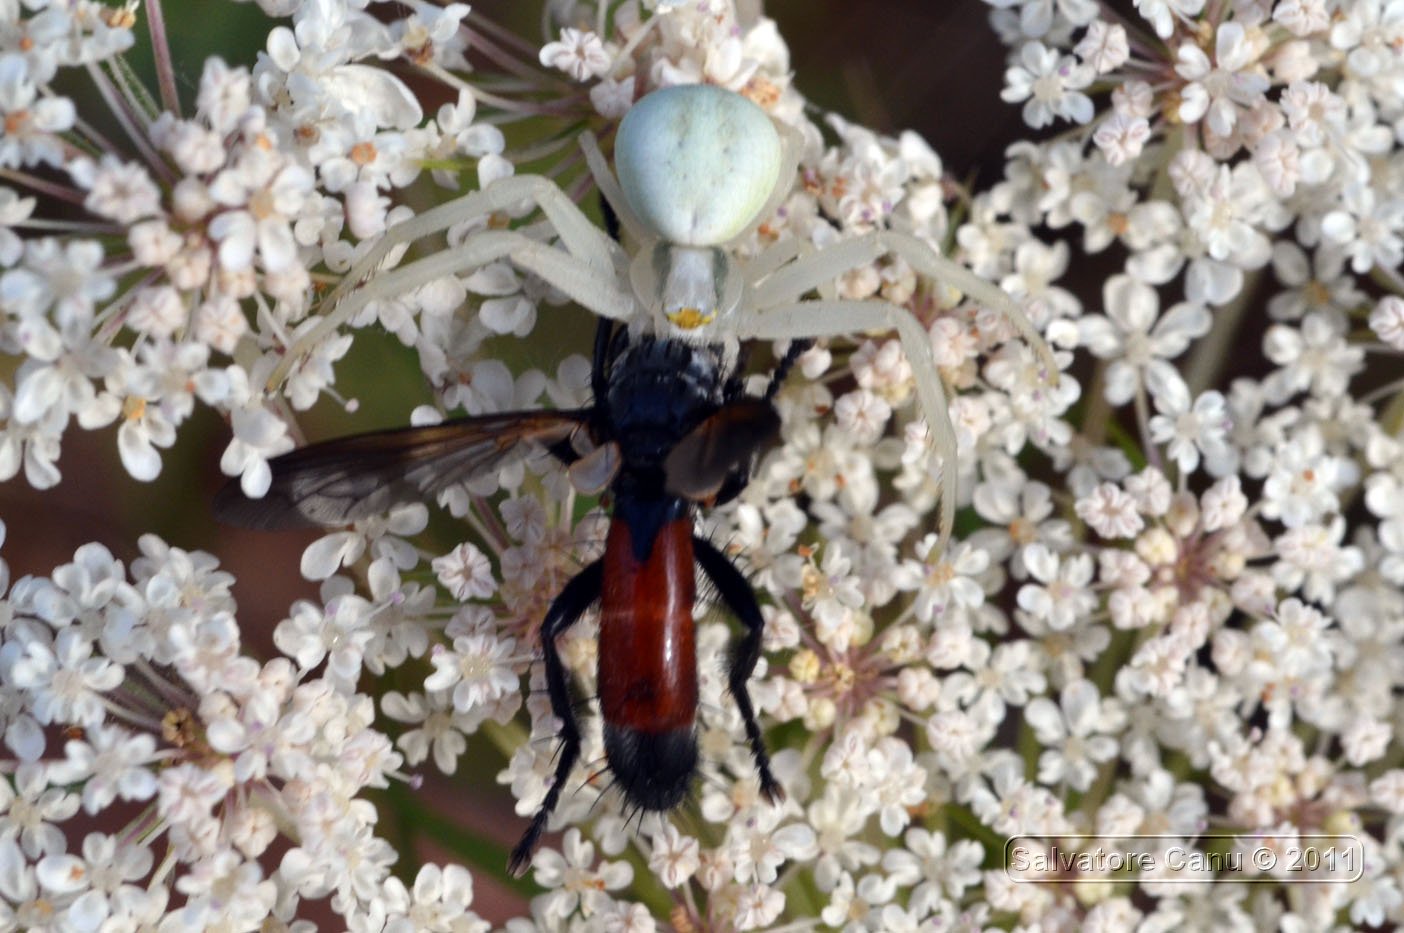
[615,84,783,247]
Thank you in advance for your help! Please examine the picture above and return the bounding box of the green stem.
[1079,361,1113,448]
[483,719,530,760]
[383,780,536,895]
[1184,269,1262,398]
[943,803,1007,864]
[1380,387,1404,439]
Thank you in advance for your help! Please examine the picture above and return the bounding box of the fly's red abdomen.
[599,515,698,730]
[597,512,699,810]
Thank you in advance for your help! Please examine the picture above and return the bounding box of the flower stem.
[144,0,183,117]
[1185,270,1261,398]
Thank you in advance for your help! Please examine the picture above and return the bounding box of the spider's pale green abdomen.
[615,84,783,247]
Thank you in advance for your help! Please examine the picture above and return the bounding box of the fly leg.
[764,338,814,401]
[592,316,613,404]
[508,560,603,877]
[693,538,784,804]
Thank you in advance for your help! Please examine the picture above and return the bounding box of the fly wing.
[662,398,781,502]
[214,410,590,530]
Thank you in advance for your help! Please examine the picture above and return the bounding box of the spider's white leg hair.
[579,130,649,246]
[737,297,961,545]
[269,230,634,390]
[750,230,1058,377]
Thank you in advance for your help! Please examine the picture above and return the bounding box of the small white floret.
[615,84,782,247]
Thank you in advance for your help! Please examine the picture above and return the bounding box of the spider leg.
[737,297,961,546]
[742,235,814,289]
[750,230,1057,378]
[509,559,603,878]
[270,230,635,390]
[269,174,631,389]
[326,174,626,315]
[579,130,650,246]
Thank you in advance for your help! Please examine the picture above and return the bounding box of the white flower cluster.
[0,0,486,494]
[2,0,1404,929]
[0,530,460,929]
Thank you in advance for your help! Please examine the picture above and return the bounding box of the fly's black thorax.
[605,337,729,488]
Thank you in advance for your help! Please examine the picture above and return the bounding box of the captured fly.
[214,321,805,875]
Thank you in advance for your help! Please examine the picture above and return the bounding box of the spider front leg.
[737,297,962,545]
[270,172,631,389]
[271,228,634,391]
[742,235,815,290]
[328,172,627,313]
[750,230,1057,377]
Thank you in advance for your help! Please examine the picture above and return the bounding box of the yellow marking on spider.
[667,306,716,330]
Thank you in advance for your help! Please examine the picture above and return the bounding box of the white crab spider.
[274,84,1053,540]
